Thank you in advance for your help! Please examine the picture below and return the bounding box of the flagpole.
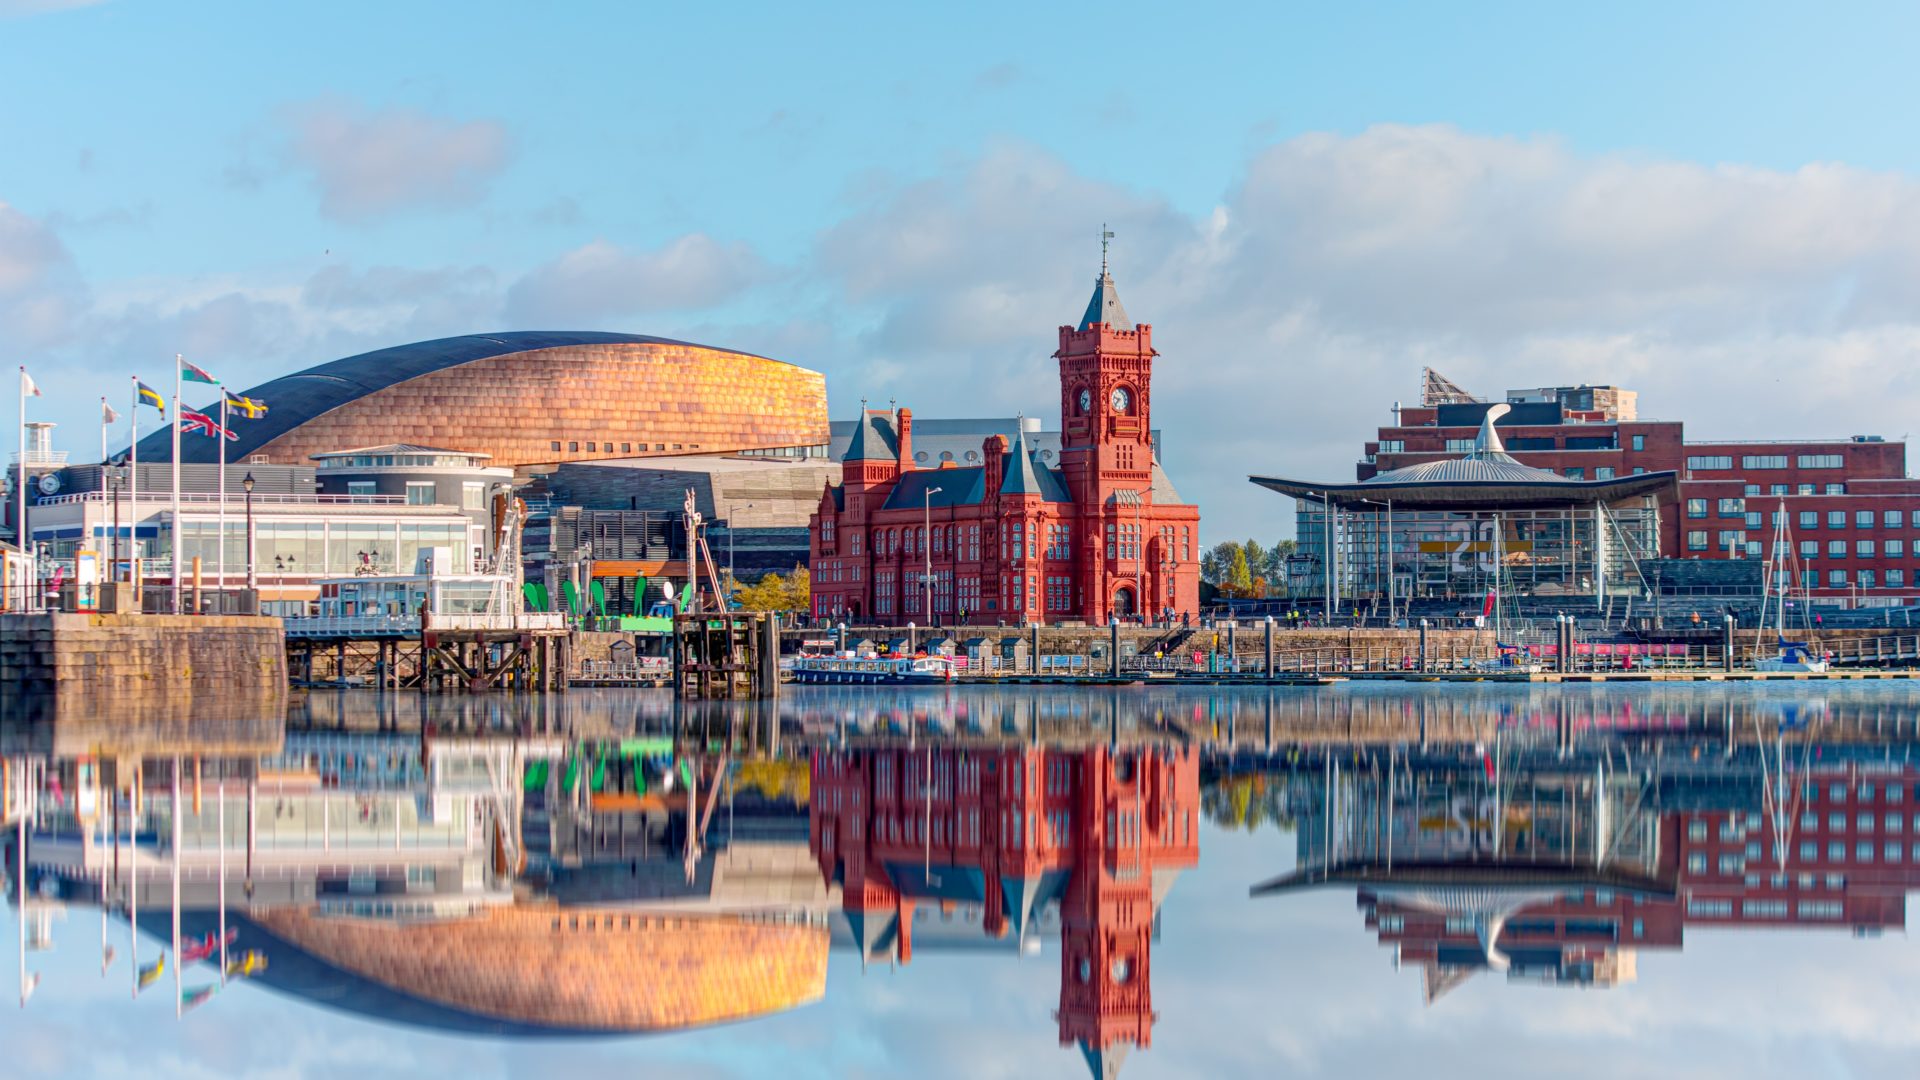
[129,379,139,594]
[100,397,108,466]
[17,367,26,602]
[171,355,182,614]
[217,388,227,596]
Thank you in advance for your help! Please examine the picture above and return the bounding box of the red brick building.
[808,267,1202,624]
[810,743,1200,1078]
[1358,373,1920,605]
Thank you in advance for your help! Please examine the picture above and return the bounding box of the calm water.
[6,683,1920,1080]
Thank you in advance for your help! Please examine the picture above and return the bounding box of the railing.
[575,658,673,682]
[284,611,568,637]
[36,491,407,505]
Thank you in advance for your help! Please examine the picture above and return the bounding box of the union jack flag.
[179,408,237,441]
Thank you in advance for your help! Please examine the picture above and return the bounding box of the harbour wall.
[0,613,288,723]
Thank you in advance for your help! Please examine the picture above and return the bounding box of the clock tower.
[1057,243,1159,622]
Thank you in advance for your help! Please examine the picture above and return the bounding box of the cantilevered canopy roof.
[1252,404,1677,510]
[1249,859,1679,900]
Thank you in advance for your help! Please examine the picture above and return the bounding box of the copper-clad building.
[138,331,829,468]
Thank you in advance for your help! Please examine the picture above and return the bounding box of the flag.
[137,382,166,415]
[181,984,219,1014]
[180,409,237,441]
[180,357,219,384]
[102,400,121,424]
[225,394,268,419]
[1481,588,1497,619]
[20,368,40,397]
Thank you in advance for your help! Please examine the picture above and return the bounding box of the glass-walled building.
[1254,405,1677,616]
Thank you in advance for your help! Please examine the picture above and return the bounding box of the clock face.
[36,473,60,496]
[1109,387,1130,413]
[1077,388,1091,414]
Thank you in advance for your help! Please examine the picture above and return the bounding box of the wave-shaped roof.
[134,331,787,464]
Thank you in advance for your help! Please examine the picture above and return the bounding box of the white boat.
[790,654,957,685]
[1755,639,1827,673]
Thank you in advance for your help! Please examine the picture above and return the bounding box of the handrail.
[36,491,408,506]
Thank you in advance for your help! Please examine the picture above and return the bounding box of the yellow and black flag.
[225,394,268,419]
[136,381,166,416]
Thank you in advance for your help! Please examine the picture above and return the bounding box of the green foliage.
[733,566,811,612]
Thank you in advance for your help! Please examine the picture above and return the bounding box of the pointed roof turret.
[1078,272,1133,331]
[1000,419,1044,495]
[1079,1040,1132,1080]
[844,401,893,462]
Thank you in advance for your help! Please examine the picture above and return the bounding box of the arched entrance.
[1113,586,1136,619]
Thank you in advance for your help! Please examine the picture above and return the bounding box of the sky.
[7,2,1920,539]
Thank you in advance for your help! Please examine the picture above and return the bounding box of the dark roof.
[843,409,899,462]
[133,331,785,464]
[1079,272,1132,331]
[1249,859,1679,900]
[1249,470,1679,511]
[878,459,1072,512]
[1001,425,1044,496]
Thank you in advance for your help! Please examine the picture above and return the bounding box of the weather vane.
[1100,223,1115,275]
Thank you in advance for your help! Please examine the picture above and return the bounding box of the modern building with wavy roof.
[134,331,829,468]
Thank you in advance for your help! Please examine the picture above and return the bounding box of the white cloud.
[0,199,85,346]
[279,98,512,223]
[503,234,771,326]
[802,126,1920,539]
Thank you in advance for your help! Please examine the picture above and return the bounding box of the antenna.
[1100,224,1115,275]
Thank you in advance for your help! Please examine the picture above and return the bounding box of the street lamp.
[1355,496,1395,626]
[923,487,942,626]
[727,502,754,588]
[242,472,256,593]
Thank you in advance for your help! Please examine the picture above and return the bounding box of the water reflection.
[4,683,1919,1077]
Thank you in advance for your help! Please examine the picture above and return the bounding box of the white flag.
[102,400,120,423]
[20,367,40,398]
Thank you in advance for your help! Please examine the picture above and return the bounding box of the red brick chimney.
[896,407,914,469]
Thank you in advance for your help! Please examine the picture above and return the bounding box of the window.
[1688,455,1733,471]
[1633,466,1646,475]
[461,482,484,510]
[1857,510,1875,528]
[1564,467,1585,480]
[1857,842,1875,863]
[1444,438,1475,453]
[1893,843,1908,863]
[1827,483,1846,495]
[1687,898,1731,917]
[1717,854,1744,875]
[1799,511,1817,529]
[1688,820,1708,841]
[1829,841,1846,861]
[1799,540,1817,559]
[1595,466,1615,480]
[1829,540,1846,557]
[1802,569,1817,589]
[1745,511,1763,529]
[1718,498,1744,516]
[1719,530,1744,552]
[1686,853,1707,874]
[1912,510,1920,528]
[1377,439,1405,453]
[1799,841,1818,861]
[1890,569,1906,588]
[1687,531,1708,552]
[1745,484,1760,497]
[1686,498,1708,519]
[1887,509,1904,528]
[1743,455,1787,469]
[1830,570,1847,587]
[550,441,561,452]
[1798,484,1815,495]
[1860,569,1877,589]
[1830,511,1847,529]
[622,443,632,453]
[1631,434,1645,451]
[347,481,376,498]
[1771,484,1788,496]
[1858,540,1877,558]
[1889,539,1906,558]
[1797,454,1843,469]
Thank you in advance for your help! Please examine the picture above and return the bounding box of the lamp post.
[1356,496,1395,626]
[726,502,754,588]
[107,465,124,584]
[242,472,256,593]
[923,487,942,626]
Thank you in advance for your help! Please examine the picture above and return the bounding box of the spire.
[1000,418,1043,495]
[1471,402,1513,460]
[1079,230,1132,330]
[1080,1040,1132,1080]
[844,400,889,462]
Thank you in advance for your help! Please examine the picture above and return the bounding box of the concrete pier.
[0,613,287,722]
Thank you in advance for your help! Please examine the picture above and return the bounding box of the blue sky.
[7,1,1920,538]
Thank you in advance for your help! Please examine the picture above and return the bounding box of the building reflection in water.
[6,683,1920,1067]
[1242,708,1920,1002]
[812,739,1199,1078]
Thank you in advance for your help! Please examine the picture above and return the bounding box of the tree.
[734,566,811,612]
[1201,541,1244,589]
[1262,539,1297,596]
[1225,547,1254,598]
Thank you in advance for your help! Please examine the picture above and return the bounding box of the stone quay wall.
[0,613,286,697]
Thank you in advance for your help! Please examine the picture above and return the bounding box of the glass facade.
[175,518,469,575]
[1292,498,1662,605]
